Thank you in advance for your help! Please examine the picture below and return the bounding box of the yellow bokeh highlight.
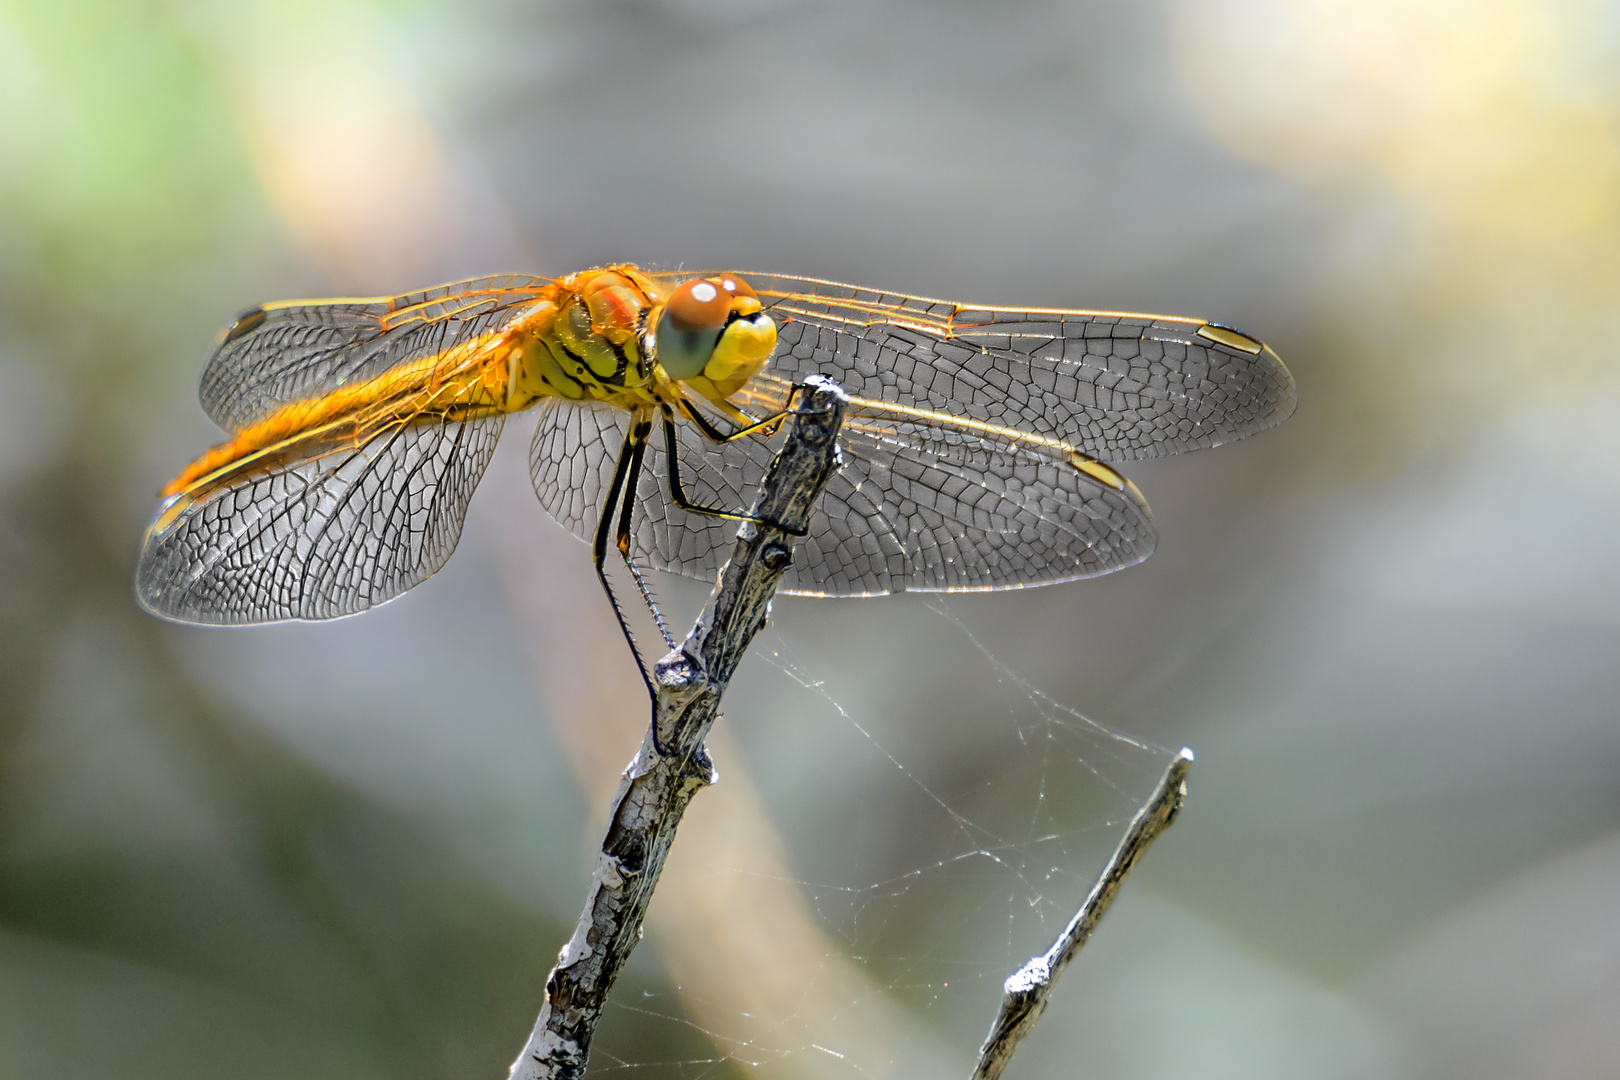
[180,0,458,289]
[1175,0,1620,407]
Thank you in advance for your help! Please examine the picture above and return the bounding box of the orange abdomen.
[161,328,523,499]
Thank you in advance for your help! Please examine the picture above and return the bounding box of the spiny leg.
[594,419,660,701]
[663,405,810,538]
[675,384,800,446]
[615,421,677,651]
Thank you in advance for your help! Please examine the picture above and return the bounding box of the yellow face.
[650,274,777,399]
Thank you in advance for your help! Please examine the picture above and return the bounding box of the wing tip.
[133,540,237,626]
[1269,346,1299,419]
[133,568,211,626]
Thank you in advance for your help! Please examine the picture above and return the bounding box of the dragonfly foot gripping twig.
[508,375,848,1080]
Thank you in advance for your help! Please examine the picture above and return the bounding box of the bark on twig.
[508,375,848,1080]
[969,748,1195,1080]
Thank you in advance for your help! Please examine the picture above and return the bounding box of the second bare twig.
[970,747,1195,1080]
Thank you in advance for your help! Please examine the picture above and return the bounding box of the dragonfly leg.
[595,418,677,750]
[676,384,801,445]
[662,410,810,537]
[616,424,678,652]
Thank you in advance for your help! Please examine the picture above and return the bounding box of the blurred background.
[2,0,1618,1078]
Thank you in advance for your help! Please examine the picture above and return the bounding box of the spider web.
[578,595,1178,1078]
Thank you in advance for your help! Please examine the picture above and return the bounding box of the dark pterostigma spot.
[220,306,267,345]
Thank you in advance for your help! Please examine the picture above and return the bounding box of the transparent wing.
[528,392,1155,596]
[136,414,504,624]
[200,275,553,432]
[651,271,1296,462]
[528,397,632,544]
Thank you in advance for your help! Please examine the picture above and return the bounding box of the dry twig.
[970,748,1195,1080]
[508,375,848,1080]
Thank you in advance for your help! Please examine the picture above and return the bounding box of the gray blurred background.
[2,1,1618,1078]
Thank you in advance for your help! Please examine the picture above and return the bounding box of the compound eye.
[716,274,757,300]
[665,278,731,333]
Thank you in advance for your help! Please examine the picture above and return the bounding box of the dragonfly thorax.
[508,268,777,411]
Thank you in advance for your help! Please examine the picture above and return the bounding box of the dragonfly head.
[650,274,777,394]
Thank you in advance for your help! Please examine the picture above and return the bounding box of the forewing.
[136,414,504,624]
[201,275,553,432]
[654,271,1296,462]
[529,393,1155,596]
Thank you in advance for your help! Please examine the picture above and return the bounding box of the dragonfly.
[136,264,1295,693]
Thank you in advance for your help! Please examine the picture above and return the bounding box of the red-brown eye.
[717,274,757,300]
[665,278,730,332]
